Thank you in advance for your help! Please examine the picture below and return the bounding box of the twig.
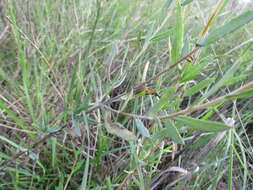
[99,80,253,120]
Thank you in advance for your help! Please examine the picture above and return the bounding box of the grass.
[0,0,253,189]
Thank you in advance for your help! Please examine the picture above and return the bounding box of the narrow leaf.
[203,58,253,99]
[181,0,194,6]
[197,10,253,46]
[150,28,173,42]
[135,119,150,138]
[223,74,248,86]
[226,88,253,100]
[175,116,231,132]
[184,78,215,97]
[181,63,205,83]
[171,0,184,64]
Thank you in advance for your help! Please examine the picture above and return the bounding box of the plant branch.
[99,80,253,120]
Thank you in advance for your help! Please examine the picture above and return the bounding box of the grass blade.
[171,0,184,64]
[153,119,184,144]
[225,88,253,100]
[197,10,253,46]
[174,116,231,132]
[184,78,215,97]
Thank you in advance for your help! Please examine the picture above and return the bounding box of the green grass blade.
[225,88,253,100]
[184,78,215,97]
[181,0,194,6]
[174,116,231,132]
[51,137,57,168]
[150,28,173,42]
[203,58,253,99]
[197,10,253,46]
[171,0,184,64]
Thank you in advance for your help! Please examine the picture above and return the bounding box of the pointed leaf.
[174,116,231,132]
[197,10,253,46]
[184,78,215,97]
[226,88,253,100]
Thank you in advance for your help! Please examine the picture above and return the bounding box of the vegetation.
[0,0,253,189]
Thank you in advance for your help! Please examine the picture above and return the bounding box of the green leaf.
[225,88,253,100]
[174,116,231,132]
[203,58,253,99]
[223,74,248,86]
[148,87,176,116]
[171,0,184,64]
[184,78,215,97]
[51,137,57,168]
[156,120,184,144]
[150,28,173,42]
[181,0,194,6]
[197,10,253,46]
[135,119,150,138]
[181,62,205,83]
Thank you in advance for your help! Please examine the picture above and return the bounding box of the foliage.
[0,0,253,189]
